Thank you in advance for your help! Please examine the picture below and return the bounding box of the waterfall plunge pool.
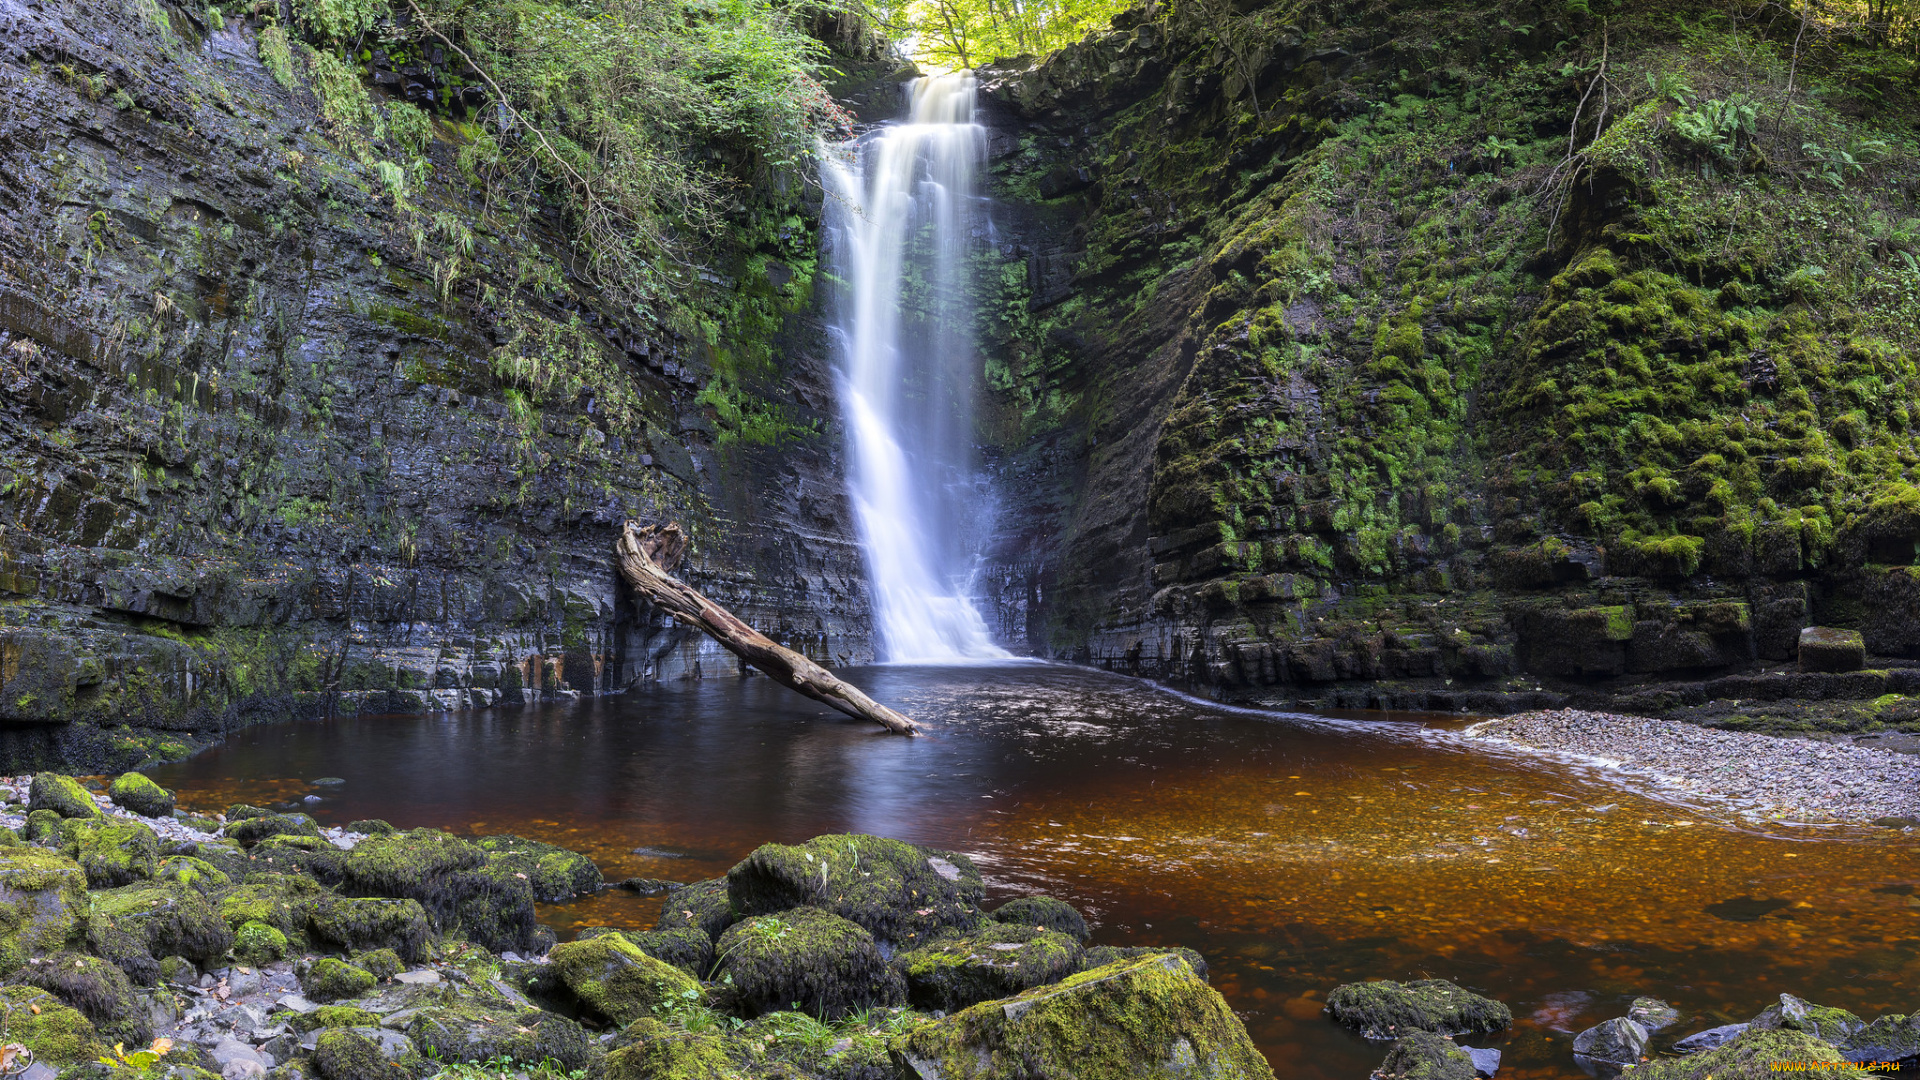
[149,664,1920,1079]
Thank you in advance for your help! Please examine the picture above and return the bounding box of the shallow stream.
[150,664,1920,1079]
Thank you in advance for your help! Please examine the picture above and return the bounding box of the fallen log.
[614,520,920,735]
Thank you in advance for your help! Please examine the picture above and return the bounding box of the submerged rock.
[713,907,904,1019]
[1326,979,1512,1039]
[727,833,985,946]
[898,922,1083,1011]
[892,953,1272,1080]
[1629,996,1681,1031]
[1370,1031,1476,1080]
[1572,1016,1651,1066]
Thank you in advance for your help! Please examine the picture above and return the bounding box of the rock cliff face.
[0,0,885,769]
[972,0,1920,727]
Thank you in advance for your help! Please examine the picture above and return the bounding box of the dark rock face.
[1325,979,1511,1040]
[0,0,878,771]
[969,0,1920,728]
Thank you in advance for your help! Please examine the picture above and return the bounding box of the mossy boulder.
[403,1005,599,1071]
[233,920,289,965]
[0,848,88,975]
[22,810,63,843]
[1749,993,1866,1045]
[1839,1014,1920,1064]
[218,873,324,944]
[90,882,234,963]
[1326,979,1512,1040]
[738,1009,914,1080]
[338,829,537,954]
[892,953,1272,1080]
[1628,1027,1868,1078]
[549,931,704,1025]
[655,879,736,940]
[989,895,1090,942]
[352,948,404,981]
[727,834,985,947]
[251,835,347,879]
[604,1019,735,1080]
[0,984,107,1065]
[85,913,160,986]
[615,928,713,978]
[476,836,603,902]
[9,949,152,1046]
[28,774,101,820]
[1371,1031,1476,1080]
[154,855,230,893]
[308,1006,381,1030]
[301,958,378,1003]
[713,907,905,1020]
[1080,945,1209,981]
[1800,627,1866,673]
[313,1028,389,1080]
[311,896,429,962]
[898,922,1082,1012]
[346,820,398,836]
[107,773,175,818]
[225,813,322,848]
[60,819,161,888]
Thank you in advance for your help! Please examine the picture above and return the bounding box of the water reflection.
[151,664,1920,1080]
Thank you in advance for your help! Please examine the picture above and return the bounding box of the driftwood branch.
[615,521,919,735]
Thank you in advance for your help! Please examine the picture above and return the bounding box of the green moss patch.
[549,931,703,1026]
[898,922,1082,1012]
[726,834,985,946]
[1325,979,1511,1040]
[713,907,904,1020]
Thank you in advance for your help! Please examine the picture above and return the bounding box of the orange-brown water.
[150,665,1920,1079]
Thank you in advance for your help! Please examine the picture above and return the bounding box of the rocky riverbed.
[0,772,1271,1080]
[1462,710,1920,825]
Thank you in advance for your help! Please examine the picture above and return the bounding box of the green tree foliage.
[892,0,1129,67]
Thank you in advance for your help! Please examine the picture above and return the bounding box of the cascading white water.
[822,74,1011,664]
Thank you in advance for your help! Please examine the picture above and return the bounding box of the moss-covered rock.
[589,928,713,978]
[107,773,175,818]
[739,1009,916,1080]
[85,913,160,986]
[404,1005,599,1071]
[476,835,604,902]
[1371,1031,1476,1080]
[338,829,536,954]
[28,774,101,820]
[60,819,160,888]
[989,895,1090,942]
[225,813,322,848]
[1326,979,1512,1040]
[154,855,231,893]
[714,907,904,1020]
[352,948,404,981]
[233,920,289,965]
[656,879,736,940]
[549,931,704,1025]
[727,834,985,946]
[251,835,347,880]
[604,1019,736,1080]
[345,821,398,836]
[90,882,234,963]
[301,958,378,1003]
[311,896,429,962]
[313,1028,389,1080]
[1749,993,1866,1045]
[1079,945,1209,981]
[9,949,151,1047]
[307,1006,382,1030]
[1628,1027,1868,1078]
[1840,1013,1920,1064]
[22,809,63,843]
[892,953,1271,1080]
[0,848,87,976]
[898,922,1082,1012]
[0,984,107,1065]
[218,873,324,944]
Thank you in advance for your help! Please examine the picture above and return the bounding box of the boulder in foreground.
[892,953,1273,1080]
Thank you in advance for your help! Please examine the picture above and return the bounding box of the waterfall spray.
[822,74,1010,663]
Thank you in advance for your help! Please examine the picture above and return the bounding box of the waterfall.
[822,74,1011,664]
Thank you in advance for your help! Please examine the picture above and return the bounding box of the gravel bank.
[1463,709,1920,825]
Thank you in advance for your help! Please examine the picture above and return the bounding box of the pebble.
[1464,710,1920,824]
